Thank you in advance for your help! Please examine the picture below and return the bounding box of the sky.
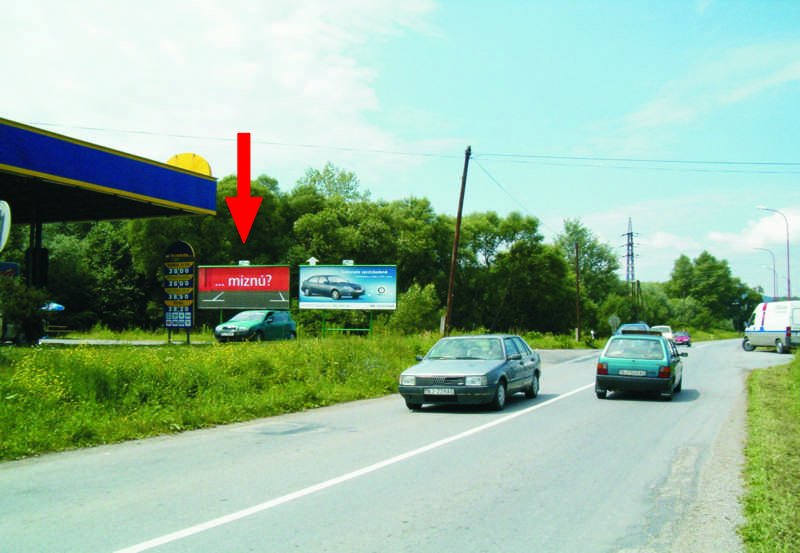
[2,1,800,296]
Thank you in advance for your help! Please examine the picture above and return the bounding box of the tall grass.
[0,334,437,460]
[740,356,800,552]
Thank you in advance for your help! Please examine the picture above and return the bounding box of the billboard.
[299,265,396,310]
[198,265,290,310]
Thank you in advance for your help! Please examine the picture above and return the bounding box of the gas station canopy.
[0,118,217,224]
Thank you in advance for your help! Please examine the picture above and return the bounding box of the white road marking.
[113,382,595,553]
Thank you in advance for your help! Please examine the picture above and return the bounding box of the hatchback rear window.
[605,338,665,360]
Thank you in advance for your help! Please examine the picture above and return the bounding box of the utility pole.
[575,242,581,341]
[444,145,471,335]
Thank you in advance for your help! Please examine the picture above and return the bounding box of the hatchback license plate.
[425,388,455,396]
[619,369,646,376]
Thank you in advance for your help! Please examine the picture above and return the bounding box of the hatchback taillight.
[597,362,608,375]
[658,366,671,378]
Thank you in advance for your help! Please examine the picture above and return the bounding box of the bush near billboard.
[299,265,396,310]
[198,265,290,310]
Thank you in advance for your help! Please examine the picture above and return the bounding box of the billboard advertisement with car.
[299,265,397,310]
[198,265,290,310]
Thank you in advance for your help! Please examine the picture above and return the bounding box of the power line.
[472,159,534,213]
[475,151,800,167]
[25,121,462,160]
[25,120,800,174]
[472,158,559,237]
[473,157,800,175]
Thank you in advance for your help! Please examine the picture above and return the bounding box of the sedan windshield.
[427,338,504,360]
[230,311,266,322]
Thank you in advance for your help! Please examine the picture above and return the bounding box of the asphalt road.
[0,339,788,553]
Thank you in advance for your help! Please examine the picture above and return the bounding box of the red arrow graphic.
[225,132,263,243]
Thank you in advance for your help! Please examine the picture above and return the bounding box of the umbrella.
[42,302,65,312]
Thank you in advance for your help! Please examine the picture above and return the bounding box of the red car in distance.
[673,331,692,347]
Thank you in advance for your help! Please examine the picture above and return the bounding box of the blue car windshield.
[605,338,665,360]
[427,338,504,360]
[230,311,266,322]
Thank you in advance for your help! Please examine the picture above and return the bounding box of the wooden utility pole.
[575,242,581,341]
[444,145,471,335]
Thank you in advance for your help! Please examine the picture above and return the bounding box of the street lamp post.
[757,206,791,300]
[761,265,778,298]
[755,247,778,298]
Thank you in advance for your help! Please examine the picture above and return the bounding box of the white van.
[743,301,800,353]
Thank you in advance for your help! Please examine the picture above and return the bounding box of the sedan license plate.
[619,369,647,376]
[425,388,455,396]
[221,331,235,337]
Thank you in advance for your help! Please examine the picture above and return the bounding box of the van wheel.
[596,389,607,399]
[776,340,786,354]
[742,338,755,352]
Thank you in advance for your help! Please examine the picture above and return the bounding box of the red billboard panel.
[198,265,290,310]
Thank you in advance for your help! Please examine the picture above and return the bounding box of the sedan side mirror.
[680,352,688,358]
[415,355,424,361]
[508,353,522,361]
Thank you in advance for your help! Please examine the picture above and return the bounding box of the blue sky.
[2,1,799,295]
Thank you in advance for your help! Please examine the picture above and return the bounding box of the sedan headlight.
[399,375,416,386]
[465,375,487,386]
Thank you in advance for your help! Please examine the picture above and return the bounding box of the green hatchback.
[214,310,297,342]
[595,330,687,401]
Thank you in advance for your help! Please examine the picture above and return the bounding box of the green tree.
[664,251,760,328]
[388,283,442,334]
[555,219,622,332]
[0,277,48,344]
[296,162,368,202]
[487,241,573,332]
[84,222,147,330]
[665,254,694,298]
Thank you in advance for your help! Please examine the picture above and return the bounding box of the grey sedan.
[398,334,541,411]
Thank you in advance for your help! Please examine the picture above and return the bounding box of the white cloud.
[0,0,440,186]
[709,207,800,250]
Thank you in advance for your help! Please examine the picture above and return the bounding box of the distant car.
[398,334,541,411]
[650,325,674,340]
[596,330,687,401]
[301,275,364,300]
[214,310,297,342]
[673,331,692,347]
[614,322,650,335]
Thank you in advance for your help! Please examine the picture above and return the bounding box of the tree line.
[0,162,763,338]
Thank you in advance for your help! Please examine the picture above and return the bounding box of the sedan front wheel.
[491,381,507,411]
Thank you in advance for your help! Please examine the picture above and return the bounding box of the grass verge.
[740,355,800,552]
[0,334,437,461]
